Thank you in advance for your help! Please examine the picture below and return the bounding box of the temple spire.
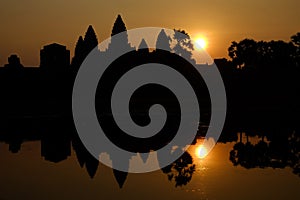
[111,14,127,36]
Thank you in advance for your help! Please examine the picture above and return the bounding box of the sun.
[194,38,207,50]
[195,145,208,159]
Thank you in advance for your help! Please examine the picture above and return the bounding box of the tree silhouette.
[228,37,297,70]
[291,32,300,46]
[267,40,295,68]
[172,29,195,63]
[291,32,300,67]
[229,130,300,176]
[162,151,196,187]
[228,39,258,69]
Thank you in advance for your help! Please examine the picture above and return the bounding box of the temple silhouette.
[0,14,299,188]
[40,43,70,69]
[4,54,24,68]
[0,14,298,125]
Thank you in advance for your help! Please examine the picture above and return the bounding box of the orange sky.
[0,0,299,66]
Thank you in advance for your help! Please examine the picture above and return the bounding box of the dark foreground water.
[0,130,299,200]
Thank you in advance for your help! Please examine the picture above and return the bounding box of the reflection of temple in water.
[41,132,71,163]
[0,117,299,189]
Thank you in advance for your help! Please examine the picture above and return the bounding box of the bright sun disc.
[196,145,208,159]
[195,38,207,50]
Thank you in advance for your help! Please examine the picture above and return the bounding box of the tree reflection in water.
[229,129,300,176]
[161,151,196,187]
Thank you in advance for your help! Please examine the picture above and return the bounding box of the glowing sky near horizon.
[0,0,299,66]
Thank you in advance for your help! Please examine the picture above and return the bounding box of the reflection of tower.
[85,153,99,178]
[40,43,70,69]
[72,136,99,178]
[113,169,128,188]
[7,133,22,153]
[111,154,130,188]
[41,133,71,163]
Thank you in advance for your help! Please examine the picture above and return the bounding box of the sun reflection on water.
[192,137,216,161]
[195,144,209,159]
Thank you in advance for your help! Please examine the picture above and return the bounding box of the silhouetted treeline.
[215,32,300,132]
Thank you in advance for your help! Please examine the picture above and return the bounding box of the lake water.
[1,130,299,200]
